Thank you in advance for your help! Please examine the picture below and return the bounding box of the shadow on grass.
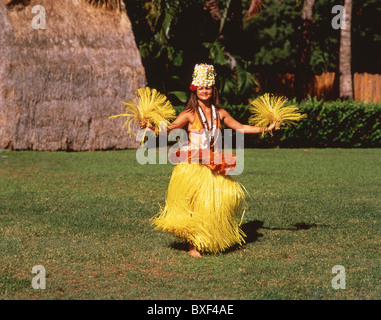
[224,220,321,254]
[169,220,321,255]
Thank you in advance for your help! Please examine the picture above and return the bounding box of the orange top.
[191,111,219,131]
[170,110,236,175]
[191,112,204,130]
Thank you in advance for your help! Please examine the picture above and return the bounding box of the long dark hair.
[184,86,221,113]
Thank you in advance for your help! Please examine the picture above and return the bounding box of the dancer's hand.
[266,120,280,132]
[140,119,154,131]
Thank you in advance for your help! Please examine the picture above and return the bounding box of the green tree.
[125,0,380,104]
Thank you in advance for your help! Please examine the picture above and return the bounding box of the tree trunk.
[339,0,353,100]
[295,0,315,101]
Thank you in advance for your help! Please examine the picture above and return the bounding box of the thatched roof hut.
[0,0,146,150]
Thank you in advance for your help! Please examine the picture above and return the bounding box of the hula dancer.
[146,64,279,257]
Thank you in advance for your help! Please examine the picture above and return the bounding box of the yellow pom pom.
[248,93,307,136]
[109,87,176,141]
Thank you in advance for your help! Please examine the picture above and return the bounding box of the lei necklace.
[196,105,220,151]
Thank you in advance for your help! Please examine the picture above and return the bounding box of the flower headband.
[189,63,216,91]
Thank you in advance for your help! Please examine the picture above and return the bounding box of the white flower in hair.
[191,64,216,88]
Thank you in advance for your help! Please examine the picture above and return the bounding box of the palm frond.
[204,0,222,23]
[248,93,307,136]
[245,0,264,20]
[145,0,180,45]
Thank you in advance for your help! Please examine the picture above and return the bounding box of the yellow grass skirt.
[151,163,247,253]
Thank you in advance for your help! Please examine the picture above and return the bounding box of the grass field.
[0,148,380,300]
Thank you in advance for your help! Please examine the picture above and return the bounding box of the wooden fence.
[353,73,381,103]
[262,72,381,102]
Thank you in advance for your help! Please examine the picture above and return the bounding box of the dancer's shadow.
[241,220,265,243]
[222,220,264,254]
[225,220,320,253]
[170,241,189,252]
[170,220,320,255]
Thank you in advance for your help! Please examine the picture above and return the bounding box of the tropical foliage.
[124,0,380,105]
[223,99,381,148]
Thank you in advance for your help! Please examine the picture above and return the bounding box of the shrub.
[174,98,381,148]
[273,98,381,148]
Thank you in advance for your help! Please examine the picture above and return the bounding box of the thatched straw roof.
[0,0,146,150]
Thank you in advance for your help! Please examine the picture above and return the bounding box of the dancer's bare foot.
[189,244,202,258]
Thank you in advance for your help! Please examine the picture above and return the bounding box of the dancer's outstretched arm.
[141,109,190,134]
[219,108,279,134]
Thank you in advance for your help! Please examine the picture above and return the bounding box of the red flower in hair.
[189,84,198,91]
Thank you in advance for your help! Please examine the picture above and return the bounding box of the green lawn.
[0,148,380,300]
